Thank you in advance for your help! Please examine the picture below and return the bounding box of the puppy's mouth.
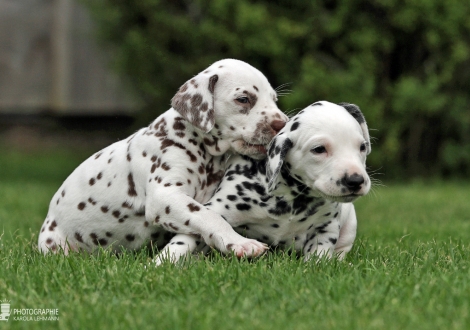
[319,192,361,203]
[243,142,267,154]
[231,139,268,159]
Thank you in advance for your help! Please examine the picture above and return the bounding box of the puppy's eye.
[311,146,327,154]
[236,97,250,104]
[360,143,367,152]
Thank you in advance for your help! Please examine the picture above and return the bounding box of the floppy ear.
[338,103,371,154]
[171,72,219,133]
[266,134,293,193]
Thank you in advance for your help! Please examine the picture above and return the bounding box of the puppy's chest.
[236,191,340,247]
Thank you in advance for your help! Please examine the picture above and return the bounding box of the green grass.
[1,149,469,329]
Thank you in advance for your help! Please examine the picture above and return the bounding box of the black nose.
[342,174,365,192]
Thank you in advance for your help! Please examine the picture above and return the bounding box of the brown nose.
[270,120,286,134]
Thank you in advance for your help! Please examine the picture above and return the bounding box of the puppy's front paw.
[226,239,268,258]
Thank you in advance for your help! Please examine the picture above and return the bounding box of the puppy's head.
[266,101,371,202]
[171,59,288,159]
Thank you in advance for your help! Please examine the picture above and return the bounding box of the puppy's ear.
[266,134,293,193]
[338,103,371,154]
[171,72,219,133]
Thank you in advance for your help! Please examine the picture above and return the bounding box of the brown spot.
[89,178,96,186]
[122,201,132,209]
[151,163,158,173]
[94,152,102,159]
[187,168,194,174]
[125,234,135,242]
[142,151,147,157]
[161,163,171,171]
[253,85,259,92]
[154,215,160,223]
[46,238,53,244]
[135,210,145,217]
[41,226,45,233]
[90,233,99,245]
[203,137,215,146]
[101,206,109,213]
[187,203,201,212]
[164,183,172,187]
[98,238,107,246]
[97,172,103,180]
[49,220,57,231]
[88,198,97,205]
[105,232,113,237]
[144,221,149,227]
[75,232,83,243]
[186,150,198,162]
[209,233,213,238]
[127,173,138,196]
[127,153,132,162]
[176,132,186,138]
[230,126,235,131]
[188,139,198,146]
[165,206,171,214]
[78,202,86,210]
[118,218,125,223]
[169,223,179,231]
[184,220,190,226]
[112,210,121,218]
[173,121,186,131]
[198,164,205,174]
[108,158,112,164]
[61,190,65,197]
[151,155,157,162]
[176,182,183,186]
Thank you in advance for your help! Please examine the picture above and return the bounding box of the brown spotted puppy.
[38,59,288,258]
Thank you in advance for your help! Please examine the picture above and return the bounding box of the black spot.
[268,197,291,216]
[236,204,251,211]
[329,237,337,244]
[290,122,300,131]
[227,195,237,201]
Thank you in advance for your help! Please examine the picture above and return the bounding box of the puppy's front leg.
[303,218,342,262]
[147,187,267,264]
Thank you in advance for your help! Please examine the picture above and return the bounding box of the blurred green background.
[1,0,469,181]
[81,0,470,179]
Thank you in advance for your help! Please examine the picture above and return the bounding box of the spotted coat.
[38,59,288,259]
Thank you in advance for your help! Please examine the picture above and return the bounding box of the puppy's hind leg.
[38,217,75,255]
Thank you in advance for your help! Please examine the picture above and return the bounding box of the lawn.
[0,149,469,330]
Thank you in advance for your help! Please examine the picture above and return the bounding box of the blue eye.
[311,146,326,154]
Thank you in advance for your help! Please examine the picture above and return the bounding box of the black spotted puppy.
[158,101,371,262]
[38,59,288,259]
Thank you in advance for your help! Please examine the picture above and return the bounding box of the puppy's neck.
[269,166,315,201]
